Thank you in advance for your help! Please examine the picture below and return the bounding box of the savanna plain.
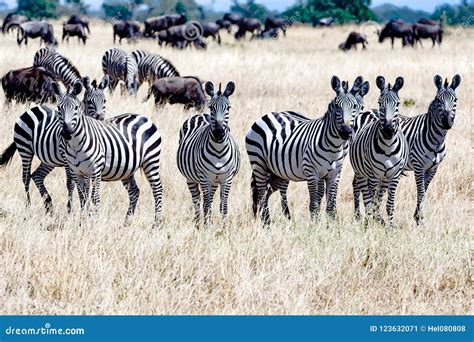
[0,21,472,314]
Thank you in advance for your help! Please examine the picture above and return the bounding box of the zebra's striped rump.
[102,48,139,96]
[33,48,82,88]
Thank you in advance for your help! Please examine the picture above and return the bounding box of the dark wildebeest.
[256,28,279,39]
[65,14,90,34]
[5,20,57,46]
[62,23,87,44]
[2,13,28,34]
[202,22,221,44]
[338,32,368,51]
[144,14,186,37]
[216,19,232,33]
[412,23,443,47]
[1,66,57,103]
[223,13,243,25]
[145,76,206,110]
[264,17,287,36]
[313,17,334,27]
[378,19,414,48]
[161,25,207,50]
[113,20,140,44]
[235,18,261,40]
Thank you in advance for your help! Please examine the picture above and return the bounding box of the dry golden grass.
[0,22,472,314]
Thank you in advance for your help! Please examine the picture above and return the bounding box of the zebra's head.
[123,55,139,96]
[432,74,461,129]
[331,75,369,140]
[52,81,83,140]
[205,81,235,141]
[82,75,109,120]
[376,76,404,138]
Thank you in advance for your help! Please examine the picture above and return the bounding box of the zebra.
[245,76,370,225]
[33,47,82,88]
[137,53,180,88]
[351,74,461,225]
[131,49,148,65]
[177,81,240,228]
[51,81,163,223]
[101,48,138,96]
[350,76,409,226]
[0,76,109,212]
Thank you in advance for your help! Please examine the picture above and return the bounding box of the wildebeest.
[235,18,261,40]
[339,32,368,51]
[418,18,440,26]
[113,20,140,44]
[2,13,28,34]
[202,22,221,44]
[1,66,57,103]
[5,20,57,46]
[256,28,279,39]
[264,17,287,36]
[144,14,186,37]
[159,25,207,50]
[62,23,87,44]
[314,17,334,27]
[145,76,206,110]
[378,19,414,48]
[216,19,232,33]
[65,14,90,34]
[223,13,244,25]
[412,23,443,47]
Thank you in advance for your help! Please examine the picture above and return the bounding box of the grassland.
[0,21,472,314]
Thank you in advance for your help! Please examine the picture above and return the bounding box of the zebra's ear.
[83,76,91,91]
[376,76,385,91]
[392,77,404,93]
[223,81,235,97]
[51,82,63,98]
[359,81,370,97]
[331,76,342,94]
[99,75,109,90]
[350,76,363,95]
[71,81,83,97]
[450,74,461,90]
[205,81,215,97]
[434,75,443,90]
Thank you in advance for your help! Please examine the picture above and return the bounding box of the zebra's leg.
[76,176,90,211]
[307,177,323,220]
[325,173,342,220]
[91,175,101,210]
[203,184,218,228]
[108,79,119,94]
[269,173,291,219]
[423,168,437,193]
[261,185,275,226]
[187,181,201,226]
[31,162,54,212]
[363,179,378,226]
[352,174,366,221]
[122,176,140,222]
[219,178,233,223]
[374,184,386,225]
[386,179,400,227]
[65,166,76,213]
[249,163,270,220]
[413,168,426,225]
[18,152,33,206]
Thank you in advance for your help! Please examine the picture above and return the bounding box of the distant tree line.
[2,0,473,27]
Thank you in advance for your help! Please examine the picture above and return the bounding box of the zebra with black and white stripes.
[33,47,82,88]
[51,81,163,223]
[101,48,138,95]
[177,81,239,227]
[0,76,109,212]
[137,53,180,87]
[351,74,461,225]
[350,76,409,226]
[245,76,370,224]
[131,49,148,65]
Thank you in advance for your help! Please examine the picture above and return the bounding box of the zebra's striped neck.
[64,114,88,152]
[375,121,400,152]
[426,101,448,145]
[322,105,347,148]
[208,126,230,147]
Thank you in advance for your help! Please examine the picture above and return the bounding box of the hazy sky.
[3,0,465,12]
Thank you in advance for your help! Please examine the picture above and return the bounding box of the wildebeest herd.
[0,30,461,228]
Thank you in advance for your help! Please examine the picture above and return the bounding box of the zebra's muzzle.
[62,124,73,140]
[338,125,353,140]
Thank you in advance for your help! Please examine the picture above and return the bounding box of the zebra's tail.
[217,32,221,45]
[0,143,17,167]
[251,173,259,218]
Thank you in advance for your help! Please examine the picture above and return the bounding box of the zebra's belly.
[405,150,445,172]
